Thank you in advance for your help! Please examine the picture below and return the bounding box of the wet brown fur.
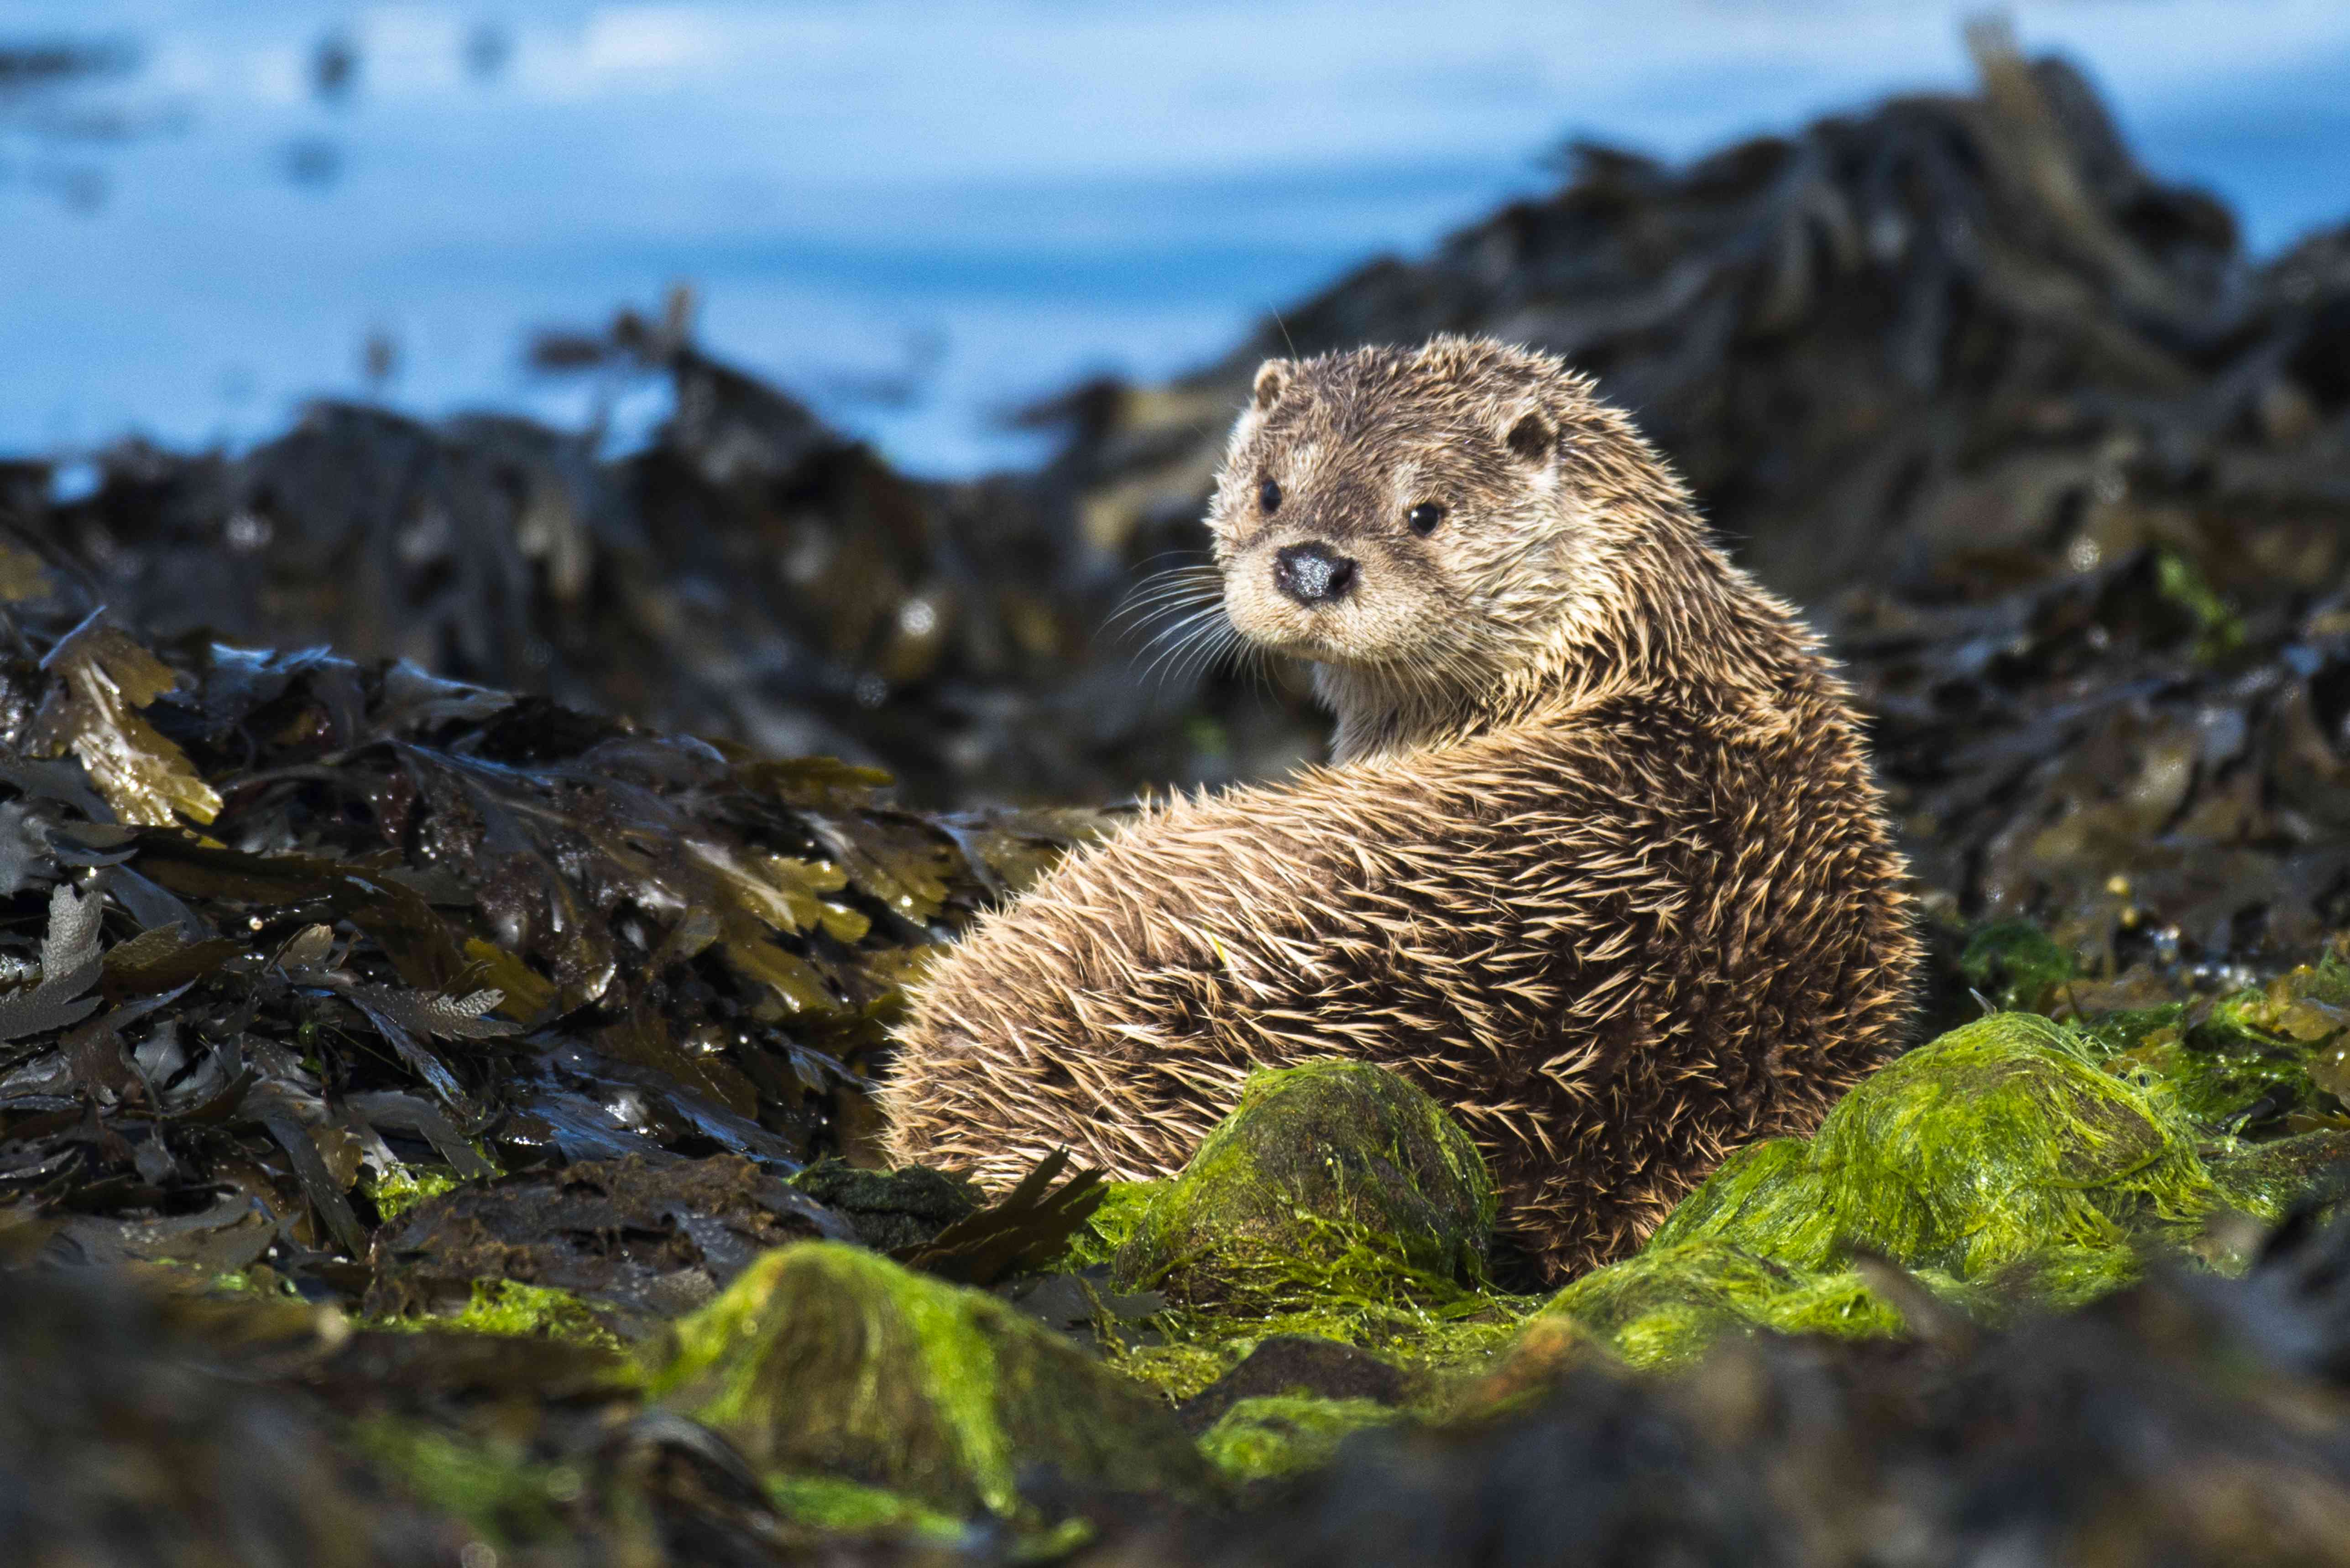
[880,337,1918,1277]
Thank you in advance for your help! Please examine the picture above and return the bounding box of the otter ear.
[1251,358,1295,412]
[1504,408,1555,467]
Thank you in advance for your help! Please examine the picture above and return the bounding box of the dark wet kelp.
[0,593,1105,1306]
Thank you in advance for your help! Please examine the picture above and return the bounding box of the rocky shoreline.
[6,28,2350,1567]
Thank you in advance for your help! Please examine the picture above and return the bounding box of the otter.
[881,337,1917,1277]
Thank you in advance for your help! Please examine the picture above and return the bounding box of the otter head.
[1207,337,1680,759]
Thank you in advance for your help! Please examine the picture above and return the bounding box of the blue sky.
[5,1,2348,474]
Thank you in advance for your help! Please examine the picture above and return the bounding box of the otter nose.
[1273,542,1357,607]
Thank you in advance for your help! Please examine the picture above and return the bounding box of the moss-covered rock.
[1196,1396,1402,1484]
[1811,1012,2216,1273]
[1541,1241,1926,1369]
[1654,1012,2215,1275]
[2208,1130,2350,1225]
[1112,1061,1496,1305]
[648,1241,1217,1518]
[1535,1013,2230,1368]
[368,1279,627,1355]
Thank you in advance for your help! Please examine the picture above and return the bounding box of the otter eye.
[1259,478,1281,514]
[1407,502,1443,536]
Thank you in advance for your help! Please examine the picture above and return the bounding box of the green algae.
[1080,1063,1532,1406]
[1812,1012,2216,1275]
[1961,920,2077,1014]
[763,1474,967,1540]
[1105,1272,1536,1411]
[2155,547,2248,662]
[1060,1180,1157,1271]
[1651,1013,2214,1279]
[363,1164,468,1222]
[1113,1061,1495,1305]
[1542,1241,1929,1370]
[370,1279,625,1355]
[2207,1130,2350,1225]
[650,1240,1216,1519]
[1197,1396,1402,1484]
[352,1417,585,1549]
[1539,1012,2229,1369]
[2096,1017,2314,1130]
[1645,1138,1837,1263]
[2055,952,2350,1133]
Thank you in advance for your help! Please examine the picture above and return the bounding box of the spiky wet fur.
[881,338,1918,1278]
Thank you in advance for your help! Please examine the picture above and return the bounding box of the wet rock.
[1088,1210,2350,1568]
[1197,1396,1401,1486]
[1177,1336,1410,1436]
[0,1264,458,1568]
[366,1154,859,1339]
[1661,1012,2216,1276]
[650,1240,1219,1518]
[1532,1012,2233,1367]
[791,1157,982,1253]
[1112,1062,1496,1306]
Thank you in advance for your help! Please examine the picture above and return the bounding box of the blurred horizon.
[5,0,2348,478]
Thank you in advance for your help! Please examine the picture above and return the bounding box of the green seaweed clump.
[371,1279,626,1356]
[1196,1396,1401,1485]
[1960,920,2076,1014]
[351,1417,590,1553]
[1093,1062,1527,1401]
[2070,957,2350,1133]
[363,1164,468,1222]
[1535,1012,2224,1369]
[1112,1061,1496,1305]
[649,1240,1217,1519]
[1541,1242,1931,1370]
[1060,1180,1158,1271]
[1805,1011,2215,1274]
[762,1474,968,1542]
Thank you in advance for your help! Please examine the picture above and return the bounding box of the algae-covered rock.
[2208,1130,2350,1226]
[1655,1012,2215,1276]
[1112,1062,1495,1304]
[1197,1396,1402,1485]
[649,1241,1217,1517]
[1536,1013,2229,1368]
[1811,1011,2217,1274]
[1539,1241,1921,1370]
[366,1155,856,1340]
[1176,1335,1409,1435]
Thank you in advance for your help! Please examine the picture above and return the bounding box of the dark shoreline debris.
[3,24,2350,1568]
[0,586,1105,1299]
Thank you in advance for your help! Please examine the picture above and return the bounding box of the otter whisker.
[1175,619,1252,695]
[1105,562,1225,642]
[1107,576,1222,628]
[1173,620,1246,692]
[1135,604,1234,692]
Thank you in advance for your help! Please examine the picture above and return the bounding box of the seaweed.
[648,1240,1220,1519]
[1536,1013,2230,1368]
[1196,1396,1400,1485]
[1112,1062,1496,1306]
[0,604,1104,1308]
